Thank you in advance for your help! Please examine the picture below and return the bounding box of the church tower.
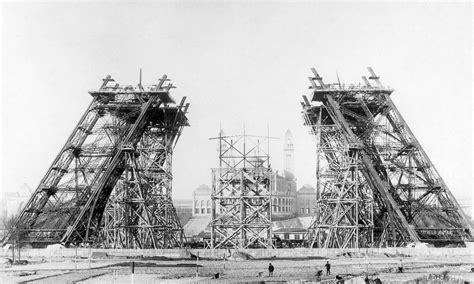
[283,129,295,177]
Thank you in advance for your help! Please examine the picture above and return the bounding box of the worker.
[325,261,331,275]
[268,263,274,277]
[316,269,322,281]
[398,259,403,273]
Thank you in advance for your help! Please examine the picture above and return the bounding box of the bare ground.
[1,253,472,283]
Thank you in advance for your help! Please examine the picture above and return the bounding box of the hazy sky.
[1,2,472,212]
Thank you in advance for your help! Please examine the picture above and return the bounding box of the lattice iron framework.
[210,132,274,249]
[303,67,472,248]
[3,75,189,248]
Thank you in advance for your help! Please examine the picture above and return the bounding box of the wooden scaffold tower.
[302,67,472,248]
[2,74,189,248]
[210,132,274,249]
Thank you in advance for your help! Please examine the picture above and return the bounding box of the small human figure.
[398,259,403,273]
[268,263,274,277]
[316,269,322,281]
[214,273,220,279]
[325,261,331,275]
[364,275,370,284]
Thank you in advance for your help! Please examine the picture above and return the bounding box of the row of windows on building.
[194,200,211,214]
[194,198,314,215]
[194,207,315,216]
[300,207,314,214]
[274,232,306,240]
[272,197,294,213]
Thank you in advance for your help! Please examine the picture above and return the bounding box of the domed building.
[192,184,212,215]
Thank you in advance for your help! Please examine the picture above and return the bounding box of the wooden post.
[17,234,20,263]
[75,246,78,270]
[195,252,199,279]
[12,240,15,264]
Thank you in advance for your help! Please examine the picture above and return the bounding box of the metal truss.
[3,75,189,248]
[303,67,472,248]
[210,132,273,249]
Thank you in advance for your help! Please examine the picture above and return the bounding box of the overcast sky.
[1,2,472,213]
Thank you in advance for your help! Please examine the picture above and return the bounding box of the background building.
[173,199,193,227]
[0,184,31,239]
[184,184,212,240]
[272,130,297,220]
[183,129,321,239]
[272,172,297,219]
[296,184,317,216]
[283,129,294,177]
[192,184,212,215]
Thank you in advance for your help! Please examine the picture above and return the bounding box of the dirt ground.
[1,253,473,283]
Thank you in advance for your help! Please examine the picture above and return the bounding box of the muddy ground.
[0,252,473,283]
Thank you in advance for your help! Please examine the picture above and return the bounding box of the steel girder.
[2,75,189,248]
[303,67,472,247]
[210,133,273,249]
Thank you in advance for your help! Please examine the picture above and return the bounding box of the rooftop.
[194,184,211,194]
[297,184,315,194]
